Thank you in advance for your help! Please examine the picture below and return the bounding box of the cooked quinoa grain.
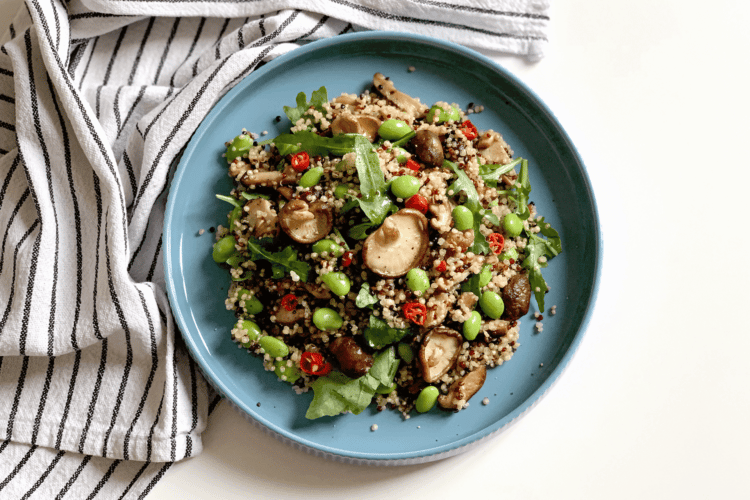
[212,73,561,420]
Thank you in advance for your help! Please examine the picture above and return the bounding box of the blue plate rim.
[163,30,602,463]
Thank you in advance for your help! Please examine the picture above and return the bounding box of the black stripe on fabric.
[0,444,38,493]
[116,460,151,500]
[67,39,89,78]
[137,462,172,500]
[339,22,353,35]
[122,149,138,202]
[0,218,38,334]
[153,18,181,85]
[170,16,206,87]
[55,350,81,449]
[96,25,129,118]
[78,338,107,453]
[0,153,21,236]
[113,86,124,131]
[238,17,249,49]
[85,459,122,500]
[31,358,55,444]
[55,455,92,500]
[6,356,30,436]
[0,94,14,104]
[141,83,181,139]
[0,148,8,155]
[146,392,164,461]
[0,187,30,279]
[127,215,151,271]
[145,235,162,282]
[259,14,265,36]
[77,36,98,87]
[102,213,134,458]
[116,84,146,140]
[90,172,103,340]
[0,440,9,456]
[0,68,13,77]
[50,0,61,49]
[294,15,329,42]
[223,45,273,96]
[184,355,199,459]
[122,287,159,460]
[0,120,16,132]
[411,0,549,20]
[250,10,300,48]
[128,17,156,85]
[329,0,547,41]
[9,23,15,39]
[20,449,65,500]
[69,12,132,20]
[214,18,231,61]
[170,333,178,461]
[208,393,222,414]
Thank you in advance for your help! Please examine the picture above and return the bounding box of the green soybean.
[392,147,409,164]
[298,166,324,188]
[452,205,474,231]
[391,175,421,199]
[503,213,524,237]
[376,382,397,395]
[463,311,482,341]
[237,288,263,315]
[237,319,262,347]
[478,264,493,288]
[312,239,344,257]
[212,235,237,263]
[320,272,351,297]
[378,119,412,140]
[334,183,350,199]
[406,268,430,292]
[426,104,461,123]
[313,308,343,331]
[274,359,301,383]
[416,386,439,413]
[499,247,519,262]
[479,291,505,319]
[398,343,415,363]
[226,133,252,162]
[259,336,289,358]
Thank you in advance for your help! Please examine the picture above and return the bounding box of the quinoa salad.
[211,72,562,419]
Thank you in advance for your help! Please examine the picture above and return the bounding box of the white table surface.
[2,1,749,498]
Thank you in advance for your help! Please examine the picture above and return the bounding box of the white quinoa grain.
[370,424,378,432]
[482,397,489,406]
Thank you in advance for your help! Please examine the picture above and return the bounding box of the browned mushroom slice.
[373,73,428,118]
[419,327,462,383]
[331,112,381,142]
[362,208,429,278]
[422,292,455,329]
[502,273,531,321]
[241,170,284,188]
[438,365,486,410]
[476,130,514,165]
[245,198,279,238]
[481,318,510,338]
[444,228,474,254]
[329,337,373,378]
[273,302,306,325]
[279,200,333,244]
[413,129,444,167]
[304,282,332,300]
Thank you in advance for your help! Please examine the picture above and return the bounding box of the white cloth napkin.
[0,0,549,497]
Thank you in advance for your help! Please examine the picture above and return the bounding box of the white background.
[1,1,749,498]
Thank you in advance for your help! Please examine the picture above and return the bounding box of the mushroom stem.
[380,218,400,243]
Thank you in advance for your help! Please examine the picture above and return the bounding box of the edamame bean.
[390,175,421,199]
[259,336,289,358]
[274,359,301,383]
[212,235,237,263]
[478,264,493,288]
[334,183,350,199]
[320,272,351,297]
[312,239,344,257]
[406,268,430,292]
[499,248,519,262]
[397,343,415,363]
[503,213,524,237]
[463,311,482,341]
[298,166,324,188]
[426,104,461,123]
[479,291,505,319]
[378,119,412,140]
[313,308,343,331]
[237,288,263,315]
[237,319,262,347]
[452,205,474,231]
[392,147,409,164]
[416,386,439,413]
[225,134,252,162]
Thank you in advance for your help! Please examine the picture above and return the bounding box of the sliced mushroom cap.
[476,130,513,165]
[331,112,381,142]
[481,318,510,338]
[245,198,279,238]
[502,273,531,321]
[413,129,444,167]
[444,228,474,254]
[373,73,428,118]
[422,292,456,329]
[362,208,429,278]
[240,170,284,188]
[329,337,373,378]
[419,327,462,383]
[279,199,333,244]
[273,302,306,325]
[438,365,486,410]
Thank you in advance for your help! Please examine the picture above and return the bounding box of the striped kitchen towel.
[0,0,550,498]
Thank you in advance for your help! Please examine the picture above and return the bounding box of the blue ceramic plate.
[164,32,600,464]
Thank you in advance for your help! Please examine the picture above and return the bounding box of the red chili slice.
[299,352,332,376]
[405,159,421,171]
[436,260,447,273]
[290,151,310,172]
[405,194,429,214]
[341,250,354,267]
[280,293,298,311]
[459,120,478,141]
[487,233,505,254]
[403,302,427,326]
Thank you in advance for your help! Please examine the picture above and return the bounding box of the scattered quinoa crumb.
[549,305,557,316]
[198,228,205,235]
[370,424,378,432]
[482,397,489,406]
[407,66,416,72]
[535,321,543,332]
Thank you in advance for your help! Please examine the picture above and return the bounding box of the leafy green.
[239,192,270,201]
[305,348,400,419]
[520,218,562,311]
[363,315,411,350]
[244,237,310,282]
[389,130,416,148]
[444,160,490,254]
[263,130,359,157]
[510,159,531,220]
[478,157,522,187]
[355,284,379,308]
[348,221,376,240]
[283,86,328,125]
[216,194,241,208]
[352,135,398,226]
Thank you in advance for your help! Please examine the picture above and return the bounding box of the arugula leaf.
[478,157,522,187]
[264,131,359,157]
[283,86,328,124]
[216,194,241,208]
[521,231,561,311]
[537,216,562,255]
[389,130,416,148]
[353,135,397,225]
[444,160,490,254]
[239,192,270,201]
[510,159,531,220]
[363,315,411,350]
[355,284,379,308]
[244,237,310,282]
[305,348,399,419]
